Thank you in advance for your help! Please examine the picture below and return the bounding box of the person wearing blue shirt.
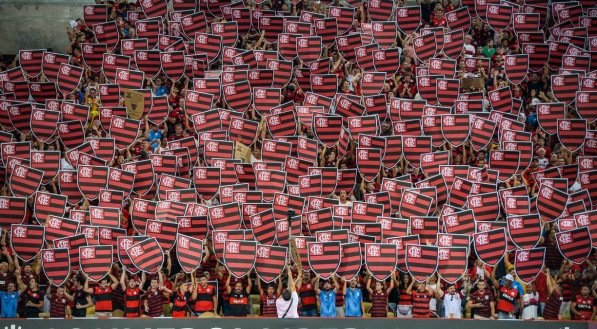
[1,270,26,318]
[149,77,169,97]
[343,277,364,317]
[315,274,338,318]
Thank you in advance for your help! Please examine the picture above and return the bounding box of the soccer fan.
[257,276,283,317]
[366,271,395,318]
[191,272,217,316]
[71,276,93,318]
[406,277,434,318]
[171,279,193,318]
[521,282,540,320]
[120,271,146,318]
[276,266,299,318]
[436,282,465,319]
[296,270,318,317]
[45,281,73,318]
[142,271,172,317]
[571,285,596,321]
[225,272,253,317]
[491,273,521,319]
[466,280,495,319]
[342,277,364,317]
[314,274,338,318]
[82,271,119,317]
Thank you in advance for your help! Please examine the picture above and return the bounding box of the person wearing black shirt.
[71,277,93,318]
[225,272,252,317]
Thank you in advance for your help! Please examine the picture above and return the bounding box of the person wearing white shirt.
[276,266,300,318]
[463,35,476,58]
[522,283,539,320]
[437,284,463,319]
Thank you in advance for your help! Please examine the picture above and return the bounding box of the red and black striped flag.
[57,170,82,204]
[420,151,449,177]
[514,248,545,283]
[9,164,43,197]
[337,243,362,281]
[53,234,86,271]
[33,192,66,225]
[250,209,276,246]
[120,38,148,58]
[40,248,70,286]
[367,0,394,21]
[575,211,597,248]
[228,117,258,146]
[575,91,597,122]
[437,78,462,107]
[405,244,438,282]
[507,214,542,249]
[387,235,420,272]
[255,169,286,202]
[134,49,161,79]
[102,53,130,83]
[557,119,586,152]
[445,8,470,34]
[81,43,107,73]
[224,240,257,278]
[437,247,467,284]
[298,174,322,198]
[489,150,520,182]
[556,227,592,264]
[98,84,120,107]
[89,206,120,228]
[193,167,220,200]
[395,6,421,35]
[364,243,397,281]
[504,54,529,85]
[10,224,44,262]
[523,43,549,72]
[371,21,397,50]
[121,159,154,196]
[253,87,281,115]
[297,136,319,164]
[194,33,222,64]
[336,34,363,62]
[513,13,540,33]
[309,167,337,196]
[356,148,382,183]
[413,33,437,64]
[110,116,140,150]
[255,244,287,283]
[28,82,57,103]
[57,120,84,149]
[115,68,145,89]
[312,114,343,147]
[160,51,185,81]
[307,241,341,279]
[117,236,146,274]
[265,110,297,138]
[443,29,464,59]
[145,219,178,251]
[305,208,334,233]
[77,165,108,200]
[486,4,513,32]
[140,0,167,18]
[208,202,241,231]
[83,4,107,25]
[488,86,513,113]
[310,74,337,98]
[442,209,475,236]
[467,192,501,222]
[126,237,164,274]
[5,102,32,133]
[328,6,355,35]
[30,108,59,143]
[402,136,432,168]
[57,64,83,96]
[296,36,322,64]
[360,72,386,97]
[470,116,497,151]
[474,228,507,266]
[223,81,252,112]
[175,233,203,273]
[440,114,469,147]
[260,139,291,165]
[551,74,578,105]
[0,196,27,231]
[429,58,457,78]
[79,245,112,281]
[537,184,568,222]
[42,52,70,83]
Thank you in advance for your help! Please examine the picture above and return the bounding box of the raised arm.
[386,271,396,295]
[331,274,339,294]
[120,269,127,291]
[225,273,232,295]
[365,276,373,294]
[287,266,296,293]
[314,275,321,294]
[82,273,94,294]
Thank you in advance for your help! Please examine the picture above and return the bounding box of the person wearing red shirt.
[257,277,282,317]
[143,272,172,317]
[82,271,119,317]
[406,277,433,318]
[45,281,74,318]
[571,285,596,320]
[296,270,318,317]
[491,274,520,319]
[120,271,146,318]
[171,281,192,318]
[466,280,495,319]
[543,269,563,320]
[191,272,217,315]
[366,272,395,318]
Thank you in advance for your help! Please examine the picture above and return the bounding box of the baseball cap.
[504,274,514,281]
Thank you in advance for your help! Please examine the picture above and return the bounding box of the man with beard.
[342,277,364,317]
[571,284,596,320]
[315,274,338,317]
[466,280,495,319]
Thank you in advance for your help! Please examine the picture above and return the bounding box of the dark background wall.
[0,0,88,55]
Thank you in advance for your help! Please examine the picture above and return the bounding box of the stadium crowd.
[0,0,596,322]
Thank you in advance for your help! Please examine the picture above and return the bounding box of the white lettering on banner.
[47,216,61,229]
[310,243,323,256]
[352,224,365,235]
[100,227,111,240]
[408,246,421,258]
[256,245,270,258]
[445,215,458,227]
[91,207,104,220]
[117,70,130,80]
[161,175,174,188]
[516,250,529,262]
[411,217,423,229]
[37,193,50,206]
[438,235,452,247]
[251,215,262,227]
[404,137,416,148]
[553,76,564,86]
[492,151,504,161]
[226,241,240,253]
[134,200,147,212]
[367,244,380,257]
[558,232,572,244]
[56,239,69,248]
[129,245,143,258]
[61,172,73,183]
[58,123,69,134]
[476,233,489,246]
[13,226,27,238]
[178,235,189,249]
[442,115,454,126]
[353,203,366,215]
[14,166,27,178]
[540,186,553,199]
[81,247,95,259]
[404,193,416,205]
[210,207,224,219]
[469,196,482,208]
[0,198,8,209]
[43,250,55,263]
[419,77,430,86]
[559,120,571,130]
[506,197,517,209]
[509,217,523,229]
